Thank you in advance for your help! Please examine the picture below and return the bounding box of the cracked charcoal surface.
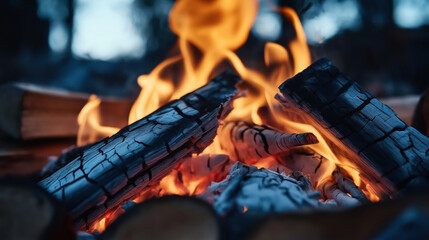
[279,58,429,196]
[39,71,241,230]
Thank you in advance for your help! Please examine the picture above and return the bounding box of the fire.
[77,0,381,232]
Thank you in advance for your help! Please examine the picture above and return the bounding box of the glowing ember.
[76,0,382,232]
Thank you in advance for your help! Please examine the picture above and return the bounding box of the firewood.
[247,195,429,240]
[219,121,318,164]
[39,71,241,230]
[322,181,360,207]
[0,177,76,240]
[332,166,370,203]
[278,58,429,197]
[0,131,75,176]
[0,82,132,140]
[412,89,429,137]
[100,196,221,240]
[277,147,331,187]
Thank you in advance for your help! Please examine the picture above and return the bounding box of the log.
[39,71,241,230]
[0,82,132,140]
[100,196,221,240]
[332,166,370,203]
[278,58,429,197]
[219,121,318,164]
[412,89,429,137]
[0,131,75,176]
[247,195,429,240]
[322,181,360,207]
[0,177,76,240]
[278,147,331,187]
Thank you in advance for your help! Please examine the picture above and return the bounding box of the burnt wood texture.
[219,121,318,164]
[39,72,241,230]
[278,58,429,197]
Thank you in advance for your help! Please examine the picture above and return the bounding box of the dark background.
[0,0,428,99]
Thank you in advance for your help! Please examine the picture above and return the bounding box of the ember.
[1,0,429,239]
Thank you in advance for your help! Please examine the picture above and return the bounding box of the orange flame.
[76,0,382,232]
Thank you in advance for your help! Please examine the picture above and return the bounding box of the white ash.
[201,162,326,216]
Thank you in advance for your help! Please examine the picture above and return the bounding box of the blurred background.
[0,0,428,99]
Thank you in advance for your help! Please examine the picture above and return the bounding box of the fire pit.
[1,0,429,239]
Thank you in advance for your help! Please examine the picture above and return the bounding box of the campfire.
[1,0,429,239]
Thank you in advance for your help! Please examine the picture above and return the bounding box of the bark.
[39,71,241,230]
[219,121,318,164]
[278,58,429,197]
[0,177,76,240]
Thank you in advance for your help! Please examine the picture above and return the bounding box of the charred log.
[39,71,241,230]
[0,177,76,240]
[100,196,221,240]
[219,121,318,164]
[278,58,429,197]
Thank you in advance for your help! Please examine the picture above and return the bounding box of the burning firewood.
[39,71,241,230]
[332,166,370,204]
[278,58,429,197]
[0,177,76,240]
[277,147,331,187]
[0,82,132,140]
[219,121,318,164]
[322,181,360,207]
[202,162,323,217]
[100,196,221,240]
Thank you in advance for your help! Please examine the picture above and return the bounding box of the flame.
[77,95,119,146]
[76,0,382,232]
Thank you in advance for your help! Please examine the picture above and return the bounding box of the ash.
[202,162,325,216]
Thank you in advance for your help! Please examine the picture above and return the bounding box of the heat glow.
[77,0,381,232]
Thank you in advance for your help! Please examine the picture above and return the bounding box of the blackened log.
[278,58,429,197]
[0,177,76,240]
[219,121,318,164]
[39,71,241,230]
[100,196,222,240]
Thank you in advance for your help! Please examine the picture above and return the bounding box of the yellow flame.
[77,1,382,232]
[77,95,119,146]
